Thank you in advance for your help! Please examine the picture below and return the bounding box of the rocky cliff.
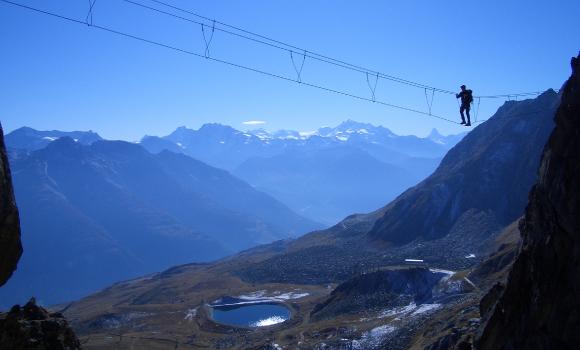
[0,122,22,287]
[477,53,580,349]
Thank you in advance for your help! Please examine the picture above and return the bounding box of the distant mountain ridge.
[9,122,464,225]
[6,127,102,151]
[139,120,465,223]
[139,120,464,169]
[0,137,320,306]
[6,122,464,164]
[249,120,462,149]
[427,128,465,146]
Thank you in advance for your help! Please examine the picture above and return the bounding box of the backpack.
[466,89,474,104]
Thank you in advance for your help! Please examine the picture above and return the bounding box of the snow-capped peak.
[428,128,443,139]
[247,128,273,141]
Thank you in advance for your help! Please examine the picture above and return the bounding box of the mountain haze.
[234,146,418,224]
[142,120,463,223]
[0,137,319,306]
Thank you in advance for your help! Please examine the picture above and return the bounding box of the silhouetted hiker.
[456,85,473,126]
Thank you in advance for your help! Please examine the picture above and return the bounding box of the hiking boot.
[466,122,471,126]
[460,121,466,125]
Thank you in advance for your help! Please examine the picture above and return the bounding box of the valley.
[0,1,578,348]
[64,222,517,349]
[61,88,560,349]
[0,119,463,307]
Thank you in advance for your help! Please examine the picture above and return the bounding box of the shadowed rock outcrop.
[0,298,81,350]
[310,267,444,321]
[478,52,580,349]
[0,122,22,287]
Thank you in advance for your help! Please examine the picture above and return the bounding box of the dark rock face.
[0,298,81,350]
[478,53,580,349]
[0,122,22,287]
[425,332,473,350]
[310,268,444,320]
[468,220,521,285]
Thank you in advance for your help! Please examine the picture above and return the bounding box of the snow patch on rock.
[184,308,197,321]
[351,325,396,349]
[379,302,441,319]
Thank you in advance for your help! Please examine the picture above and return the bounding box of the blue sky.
[1,0,578,140]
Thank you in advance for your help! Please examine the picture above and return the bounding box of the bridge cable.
[85,0,97,26]
[0,0,556,126]
[139,0,549,99]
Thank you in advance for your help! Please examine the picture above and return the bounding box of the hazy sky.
[1,0,578,140]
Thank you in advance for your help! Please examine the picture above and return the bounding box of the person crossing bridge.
[456,85,474,126]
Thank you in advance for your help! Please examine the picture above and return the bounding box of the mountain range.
[141,121,464,223]
[61,90,560,349]
[6,121,465,225]
[5,127,102,151]
[0,137,319,307]
[0,120,465,305]
[141,120,462,171]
